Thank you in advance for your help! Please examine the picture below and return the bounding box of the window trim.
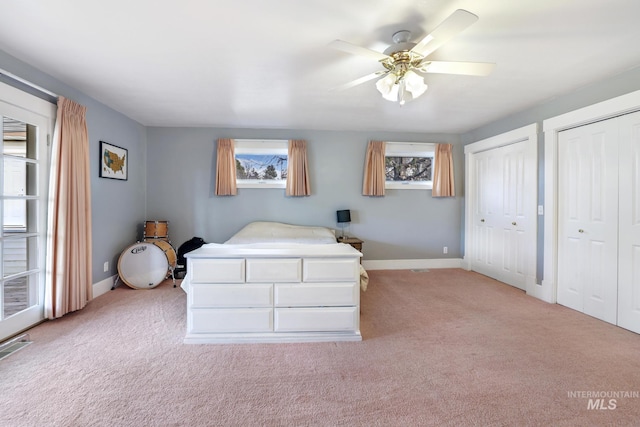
[385,142,435,190]
[234,139,288,189]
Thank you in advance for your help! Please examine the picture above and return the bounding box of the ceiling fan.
[330,9,495,105]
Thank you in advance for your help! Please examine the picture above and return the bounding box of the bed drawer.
[190,258,245,283]
[246,258,301,283]
[189,308,273,333]
[274,307,358,332]
[190,283,272,308]
[274,282,358,307]
[302,258,359,282]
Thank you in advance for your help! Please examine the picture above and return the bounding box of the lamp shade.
[336,209,351,223]
[404,70,428,98]
[375,73,397,99]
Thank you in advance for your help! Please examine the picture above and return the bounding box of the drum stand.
[169,266,177,288]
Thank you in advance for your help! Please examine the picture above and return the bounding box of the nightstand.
[337,236,363,252]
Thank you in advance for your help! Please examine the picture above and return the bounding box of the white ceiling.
[2,0,640,134]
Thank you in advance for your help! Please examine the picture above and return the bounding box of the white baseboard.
[93,275,117,298]
[538,278,557,304]
[362,258,463,270]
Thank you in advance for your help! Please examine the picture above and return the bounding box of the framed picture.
[99,141,128,180]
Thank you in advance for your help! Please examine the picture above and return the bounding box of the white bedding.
[225,221,337,245]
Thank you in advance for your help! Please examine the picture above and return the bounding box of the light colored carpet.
[2,269,640,426]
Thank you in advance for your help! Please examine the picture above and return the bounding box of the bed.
[181,222,366,343]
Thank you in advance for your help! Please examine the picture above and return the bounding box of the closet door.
[617,111,640,333]
[557,118,619,324]
[500,141,530,289]
[470,140,530,290]
[471,148,503,277]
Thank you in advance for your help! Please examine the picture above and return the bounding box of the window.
[235,139,288,189]
[385,142,435,189]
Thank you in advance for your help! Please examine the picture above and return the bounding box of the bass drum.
[117,240,177,289]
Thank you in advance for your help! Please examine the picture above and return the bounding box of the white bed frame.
[183,243,362,343]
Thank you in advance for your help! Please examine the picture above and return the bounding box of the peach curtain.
[432,143,455,197]
[362,141,386,196]
[45,96,92,319]
[215,138,237,196]
[285,139,311,196]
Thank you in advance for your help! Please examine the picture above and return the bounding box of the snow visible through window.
[234,139,288,188]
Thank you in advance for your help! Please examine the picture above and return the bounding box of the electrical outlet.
[443,246,448,254]
[104,261,109,272]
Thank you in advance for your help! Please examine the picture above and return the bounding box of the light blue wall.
[4,43,640,285]
[461,65,640,282]
[0,50,147,284]
[146,128,462,260]
[462,66,640,144]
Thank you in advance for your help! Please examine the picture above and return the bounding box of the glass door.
[0,82,54,342]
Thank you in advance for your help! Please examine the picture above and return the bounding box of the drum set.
[115,220,178,290]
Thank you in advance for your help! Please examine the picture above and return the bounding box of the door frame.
[464,123,538,295]
[542,89,640,303]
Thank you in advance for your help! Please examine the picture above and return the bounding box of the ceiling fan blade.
[332,71,389,91]
[329,39,390,62]
[420,61,495,76]
[411,9,478,58]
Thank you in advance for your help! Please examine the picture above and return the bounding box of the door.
[499,142,530,289]
[557,118,619,324]
[471,149,500,274]
[0,83,53,342]
[617,111,640,333]
[470,140,533,290]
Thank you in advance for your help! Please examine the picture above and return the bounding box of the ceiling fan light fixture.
[376,70,427,105]
[331,9,493,106]
[382,83,400,102]
[404,70,428,98]
[375,73,398,100]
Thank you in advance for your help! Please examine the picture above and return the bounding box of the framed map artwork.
[100,141,128,180]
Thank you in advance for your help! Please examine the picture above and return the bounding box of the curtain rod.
[0,67,59,99]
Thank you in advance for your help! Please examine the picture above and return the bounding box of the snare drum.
[117,240,177,289]
[143,220,169,241]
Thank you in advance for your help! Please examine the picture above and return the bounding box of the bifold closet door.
[557,118,619,325]
[471,148,502,277]
[617,111,640,334]
[471,140,530,290]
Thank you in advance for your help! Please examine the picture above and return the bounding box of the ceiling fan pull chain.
[398,80,406,106]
